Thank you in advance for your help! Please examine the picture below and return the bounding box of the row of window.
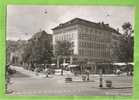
[79,49,110,58]
[54,32,75,41]
[79,41,110,49]
[79,26,111,36]
[79,33,111,42]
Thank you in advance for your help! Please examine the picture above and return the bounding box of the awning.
[51,63,56,66]
[113,62,134,66]
[61,63,69,66]
[68,65,79,68]
[113,63,126,66]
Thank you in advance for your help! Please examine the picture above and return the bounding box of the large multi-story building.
[52,18,121,73]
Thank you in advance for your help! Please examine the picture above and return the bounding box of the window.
[71,42,74,47]
[79,33,82,39]
[82,49,84,56]
[95,29,97,34]
[80,49,82,56]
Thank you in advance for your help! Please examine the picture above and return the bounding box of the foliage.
[54,40,73,57]
[6,40,27,64]
[22,31,53,64]
[113,22,134,62]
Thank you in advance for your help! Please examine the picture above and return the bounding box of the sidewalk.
[10,66,45,78]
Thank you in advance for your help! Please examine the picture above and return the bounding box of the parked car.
[8,68,16,75]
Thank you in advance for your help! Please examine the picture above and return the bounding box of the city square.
[7,66,132,96]
[6,6,134,96]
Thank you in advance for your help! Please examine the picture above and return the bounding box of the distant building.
[8,30,52,66]
[30,30,52,44]
[52,18,121,73]
[28,30,52,50]
[7,40,27,65]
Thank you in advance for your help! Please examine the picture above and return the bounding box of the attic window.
[59,23,63,27]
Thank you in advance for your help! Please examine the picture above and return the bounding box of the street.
[7,66,133,96]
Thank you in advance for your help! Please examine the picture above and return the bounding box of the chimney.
[116,28,119,32]
[105,24,109,26]
[101,21,104,24]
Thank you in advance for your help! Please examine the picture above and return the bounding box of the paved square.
[7,66,133,96]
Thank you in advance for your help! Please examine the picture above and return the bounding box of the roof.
[31,30,52,40]
[52,18,121,35]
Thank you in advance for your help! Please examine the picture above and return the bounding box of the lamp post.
[99,68,103,88]
[61,56,66,76]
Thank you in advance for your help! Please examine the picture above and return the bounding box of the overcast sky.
[7,5,134,40]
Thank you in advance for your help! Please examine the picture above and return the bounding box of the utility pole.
[99,68,103,88]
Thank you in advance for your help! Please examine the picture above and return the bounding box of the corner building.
[52,18,121,73]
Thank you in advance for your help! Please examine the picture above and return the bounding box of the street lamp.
[99,68,103,88]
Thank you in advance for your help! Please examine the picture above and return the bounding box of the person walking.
[44,68,49,77]
[34,67,39,76]
[86,69,90,81]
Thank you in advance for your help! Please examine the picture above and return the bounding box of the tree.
[55,40,73,57]
[113,22,133,63]
[121,22,134,63]
[113,22,134,75]
[22,31,53,69]
[122,22,133,37]
[121,22,134,75]
[54,40,73,75]
[6,40,27,65]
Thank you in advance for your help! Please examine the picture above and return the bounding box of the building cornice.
[52,18,121,35]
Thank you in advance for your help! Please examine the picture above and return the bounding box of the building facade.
[9,31,52,66]
[52,18,121,73]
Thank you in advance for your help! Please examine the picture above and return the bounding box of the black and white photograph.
[6,5,134,96]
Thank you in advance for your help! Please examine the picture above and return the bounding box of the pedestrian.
[44,68,48,77]
[116,69,120,76]
[82,69,87,81]
[99,69,103,88]
[34,68,38,76]
[86,69,90,81]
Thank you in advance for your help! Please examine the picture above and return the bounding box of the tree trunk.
[70,56,73,64]
[57,56,60,68]
[61,57,66,75]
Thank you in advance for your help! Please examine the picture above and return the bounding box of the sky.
[7,5,134,40]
